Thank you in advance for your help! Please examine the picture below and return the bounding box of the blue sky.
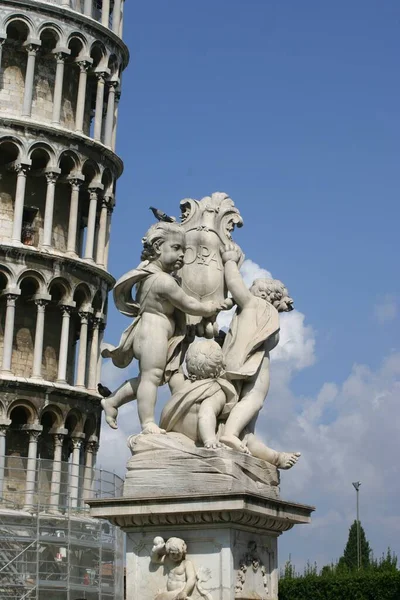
[98,1,400,570]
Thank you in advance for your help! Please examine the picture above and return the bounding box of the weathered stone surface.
[124,433,280,500]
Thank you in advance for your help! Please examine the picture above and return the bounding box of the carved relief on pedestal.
[235,541,269,599]
[151,536,214,600]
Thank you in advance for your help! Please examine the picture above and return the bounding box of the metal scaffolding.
[0,457,124,600]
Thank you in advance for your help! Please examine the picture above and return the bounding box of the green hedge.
[279,571,400,600]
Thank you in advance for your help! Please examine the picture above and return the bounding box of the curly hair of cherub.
[141,222,185,261]
[250,278,288,301]
[186,340,225,381]
[165,537,187,556]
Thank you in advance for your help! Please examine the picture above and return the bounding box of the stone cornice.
[0,117,124,178]
[0,374,103,404]
[1,0,130,68]
[88,494,315,534]
[0,242,115,288]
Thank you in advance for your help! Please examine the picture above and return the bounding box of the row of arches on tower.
[0,14,125,146]
[53,0,125,38]
[0,135,116,265]
[0,264,107,387]
[1,399,102,511]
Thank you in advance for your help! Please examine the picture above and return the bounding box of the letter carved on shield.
[179,192,244,338]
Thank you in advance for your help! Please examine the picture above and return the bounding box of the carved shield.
[179,192,244,336]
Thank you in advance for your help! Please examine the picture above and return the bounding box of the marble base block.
[124,433,280,499]
[89,493,314,600]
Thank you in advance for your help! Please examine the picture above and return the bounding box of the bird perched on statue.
[98,383,112,398]
[149,206,176,223]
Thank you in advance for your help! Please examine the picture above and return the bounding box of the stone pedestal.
[89,494,313,600]
[88,435,314,600]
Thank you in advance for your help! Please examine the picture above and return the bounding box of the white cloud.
[273,310,316,371]
[239,258,272,284]
[262,352,400,570]
[374,294,397,324]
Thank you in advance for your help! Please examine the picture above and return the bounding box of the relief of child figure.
[151,536,196,600]
[100,222,225,435]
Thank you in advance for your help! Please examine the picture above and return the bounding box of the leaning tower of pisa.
[0,0,128,597]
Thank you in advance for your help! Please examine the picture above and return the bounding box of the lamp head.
[352,481,361,491]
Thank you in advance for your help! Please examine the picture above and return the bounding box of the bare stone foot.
[141,422,166,435]
[276,452,301,470]
[101,398,118,429]
[204,438,223,450]
[219,434,251,455]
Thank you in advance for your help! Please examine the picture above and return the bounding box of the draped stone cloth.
[102,261,187,383]
[160,377,238,433]
[222,298,280,380]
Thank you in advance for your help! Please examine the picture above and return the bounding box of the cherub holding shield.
[101,222,225,434]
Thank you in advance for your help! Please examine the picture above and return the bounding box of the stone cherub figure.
[101,222,225,435]
[218,244,300,468]
[151,536,213,600]
[159,339,237,449]
[160,340,299,469]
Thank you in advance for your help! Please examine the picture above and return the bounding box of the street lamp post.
[352,481,361,569]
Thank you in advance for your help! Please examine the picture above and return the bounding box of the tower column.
[42,170,61,248]
[11,163,30,243]
[23,426,42,511]
[97,320,106,383]
[119,0,125,37]
[52,50,70,124]
[22,42,41,117]
[103,198,115,269]
[112,0,122,34]
[1,292,20,373]
[84,187,101,261]
[94,71,108,141]
[88,316,102,390]
[75,60,91,133]
[82,437,98,504]
[111,89,121,151]
[66,176,84,256]
[76,311,91,387]
[104,81,117,147]
[84,0,92,17]
[0,420,11,499]
[49,429,68,513]
[57,304,74,382]
[101,0,111,27]
[0,38,5,70]
[31,298,50,379]
[70,434,85,509]
[95,196,111,266]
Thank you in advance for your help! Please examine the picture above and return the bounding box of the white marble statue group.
[101,192,300,470]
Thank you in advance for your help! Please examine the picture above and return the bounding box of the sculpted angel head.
[141,222,186,272]
[186,340,225,380]
[250,278,294,312]
[165,537,187,562]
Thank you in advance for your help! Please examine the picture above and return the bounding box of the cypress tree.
[339,520,371,570]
